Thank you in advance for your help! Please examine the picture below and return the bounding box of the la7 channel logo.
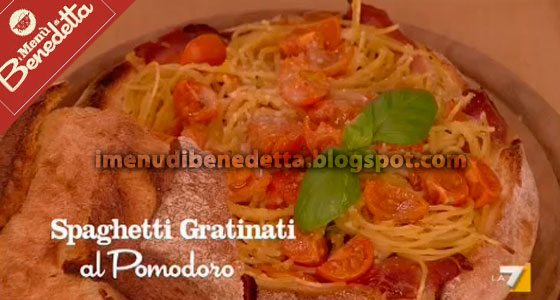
[492,264,531,292]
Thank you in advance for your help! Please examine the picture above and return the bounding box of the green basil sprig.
[343,89,437,150]
[294,168,361,232]
[295,89,437,232]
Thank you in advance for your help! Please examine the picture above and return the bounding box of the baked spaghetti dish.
[0,1,538,300]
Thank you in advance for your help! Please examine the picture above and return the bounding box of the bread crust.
[440,140,538,300]
[0,106,168,300]
[0,83,67,229]
[75,62,134,110]
[101,138,245,300]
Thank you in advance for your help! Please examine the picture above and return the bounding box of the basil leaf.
[342,89,437,149]
[342,104,375,150]
[294,167,361,232]
[371,90,437,144]
[295,90,436,232]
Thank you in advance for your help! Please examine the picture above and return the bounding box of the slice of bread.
[101,137,245,300]
[0,83,67,229]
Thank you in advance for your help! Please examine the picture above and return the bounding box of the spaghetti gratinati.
[118,0,502,297]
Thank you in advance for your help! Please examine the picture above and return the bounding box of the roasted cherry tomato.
[279,57,330,107]
[409,169,470,206]
[302,15,342,50]
[135,25,220,64]
[180,33,227,66]
[317,235,375,282]
[363,175,429,223]
[304,97,368,152]
[280,16,352,77]
[247,115,307,154]
[280,31,321,58]
[303,118,342,153]
[266,170,304,209]
[307,97,368,127]
[282,229,328,266]
[465,158,502,208]
[173,79,218,124]
[280,15,342,57]
[227,169,271,204]
[306,42,354,77]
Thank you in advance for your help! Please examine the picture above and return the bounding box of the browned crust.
[99,138,245,300]
[440,139,538,300]
[76,62,134,109]
[0,107,168,300]
[497,139,523,186]
[0,83,67,229]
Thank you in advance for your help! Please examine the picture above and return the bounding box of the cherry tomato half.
[303,97,368,152]
[317,235,375,282]
[266,170,304,209]
[282,229,328,266]
[409,169,470,206]
[279,57,330,107]
[280,15,342,57]
[465,158,502,208]
[247,115,307,154]
[363,175,429,223]
[226,169,271,204]
[307,42,354,77]
[173,79,218,124]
